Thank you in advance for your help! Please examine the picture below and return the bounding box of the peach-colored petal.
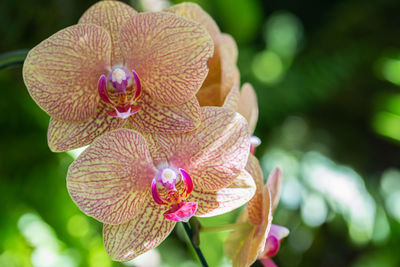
[223,82,240,111]
[120,12,213,105]
[67,129,156,224]
[246,154,265,225]
[164,2,220,43]
[238,83,258,134]
[127,93,201,134]
[196,83,223,107]
[267,168,283,213]
[48,102,126,152]
[155,107,250,191]
[78,0,137,65]
[23,24,111,122]
[220,33,239,64]
[194,170,256,217]
[103,200,175,261]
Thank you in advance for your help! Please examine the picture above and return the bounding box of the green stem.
[200,222,251,233]
[0,49,29,70]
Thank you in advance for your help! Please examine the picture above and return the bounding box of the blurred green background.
[1,0,400,266]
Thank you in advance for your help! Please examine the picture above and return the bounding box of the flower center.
[151,167,197,222]
[97,66,142,119]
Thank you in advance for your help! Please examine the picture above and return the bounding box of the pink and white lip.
[98,67,142,119]
[151,167,197,222]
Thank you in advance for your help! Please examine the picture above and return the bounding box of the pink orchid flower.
[67,107,256,261]
[23,0,213,152]
[225,155,289,267]
[165,3,240,107]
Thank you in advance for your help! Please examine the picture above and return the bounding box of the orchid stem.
[182,222,208,267]
[0,49,29,70]
[200,222,251,233]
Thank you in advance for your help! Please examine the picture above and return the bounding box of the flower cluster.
[23,0,288,265]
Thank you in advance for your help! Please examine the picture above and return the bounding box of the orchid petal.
[238,83,259,134]
[23,24,111,122]
[267,168,283,213]
[246,155,266,225]
[156,107,250,191]
[48,102,125,152]
[78,0,137,65]
[164,2,220,43]
[220,33,239,64]
[223,82,240,111]
[269,224,290,241]
[225,217,254,267]
[163,201,198,222]
[180,168,193,196]
[103,200,175,261]
[67,129,156,224]
[127,92,201,134]
[196,83,224,107]
[120,12,213,105]
[193,170,256,217]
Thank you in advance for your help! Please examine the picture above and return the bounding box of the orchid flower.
[23,0,213,152]
[67,107,256,261]
[165,3,240,107]
[225,155,289,267]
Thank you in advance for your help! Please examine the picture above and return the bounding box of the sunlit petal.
[156,107,251,191]
[238,83,258,134]
[103,200,175,261]
[78,0,137,65]
[246,154,266,225]
[120,12,213,105]
[67,129,156,224]
[127,93,201,134]
[48,102,125,152]
[194,170,256,217]
[267,168,283,213]
[23,24,111,122]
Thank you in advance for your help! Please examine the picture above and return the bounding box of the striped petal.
[223,82,240,111]
[23,24,111,122]
[246,154,265,225]
[164,2,220,43]
[120,12,213,106]
[156,107,251,191]
[127,93,201,134]
[267,169,283,213]
[67,129,156,224]
[78,0,137,65]
[238,83,258,134]
[103,200,176,261]
[48,102,126,152]
[194,170,256,217]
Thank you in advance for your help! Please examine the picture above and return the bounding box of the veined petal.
[48,102,126,152]
[246,154,265,225]
[238,83,258,134]
[67,129,156,224]
[222,82,240,111]
[23,24,111,122]
[103,200,175,261]
[220,33,239,64]
[164,2,220,43]
[120,12,213,105]
[78,0,137,65]
[194,170,256,217]
[267,168,283,213]
[127,93,201,134]
[156,107,251,191]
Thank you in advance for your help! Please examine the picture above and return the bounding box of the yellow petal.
[155,107,251,191]
[196,83,224,106]
[245,154,265,225]
[48,102,125,152]
[78,0,137,65]
[23,24,111,122]
[67,129,156,224]
[238,83,258,134]
[164,2,221,43]
[194,170,256,217]
[120,12,213,106]
[103,199,175,261]
[127,93,201,134]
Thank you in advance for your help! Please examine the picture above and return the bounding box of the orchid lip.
[151,167,197,222]
[97,68,142,119]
